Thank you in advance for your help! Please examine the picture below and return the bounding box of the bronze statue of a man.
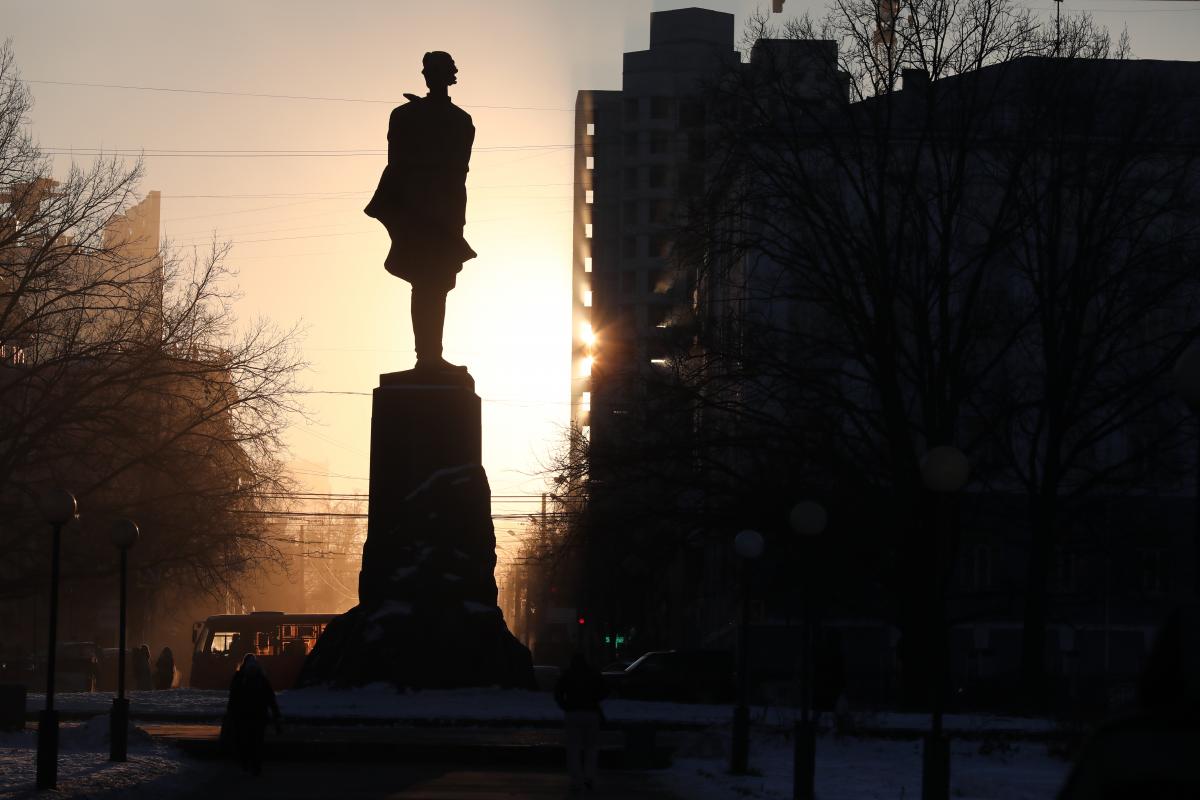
[365,51,476,373]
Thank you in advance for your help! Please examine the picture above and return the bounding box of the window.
[584,223,593,239]
[1140,548,1165,595]
[624,97,639,120]
[649,132,670,155]
[585,190,594,204]
[679,99,705,127]
[586,122,595,136]
[623,132,639,157]
[1053,549,1076,592]
[650,96,671,120]
[581,391,591,412]
[582,290,593,307]
[650,200,673,225]
[965,544,993,589]
[687,134,706,162]
[649,165,669,189]
[583,257,593,273]
[585,156,595,170]
[622,237,637,259]
[647,269,665,292]
[679,168,704,196]
[649,234,673,258]
[623,201,640,224]
[620,271,635,294]
[624,167,639,190]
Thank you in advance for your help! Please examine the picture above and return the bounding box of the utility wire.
[25,79,576,111]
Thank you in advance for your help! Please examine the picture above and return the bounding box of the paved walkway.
[188,761,683,799]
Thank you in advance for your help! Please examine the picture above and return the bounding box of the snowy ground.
[0,716,204,799]
[662,727,1072,800]
[16,689,1075,797]
[27,686,1060,733]
[1,716,1074,800]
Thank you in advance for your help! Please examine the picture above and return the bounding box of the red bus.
[190,611,334,690]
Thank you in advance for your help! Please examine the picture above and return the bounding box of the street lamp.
[789,500,827,800]
[35,488,77,790]
[1172,343,1200,599]
[731,528,764,775]
[920,446,969,800]
[109,519,139,762]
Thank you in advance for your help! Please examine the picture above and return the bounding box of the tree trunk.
[1020,495,1055,711]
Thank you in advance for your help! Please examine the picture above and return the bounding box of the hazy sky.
[5,0,1196,557]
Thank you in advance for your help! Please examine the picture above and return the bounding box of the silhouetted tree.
[0,44,303,612]
[668,2,1193,707]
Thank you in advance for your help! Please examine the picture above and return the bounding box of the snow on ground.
[28,687,1060,732]
[0,715,202,799]
[661,728,1071,800]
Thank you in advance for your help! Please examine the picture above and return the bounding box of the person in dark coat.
[154,646,175,690]
[554,654,608,793]
[364,50,476,373]
[1058,603,1200,798]
[225,654,281,775]
[132,644,152,691]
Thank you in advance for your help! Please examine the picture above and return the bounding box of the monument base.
[298,371,534,690]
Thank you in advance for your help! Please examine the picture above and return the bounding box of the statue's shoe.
[415,357,469,373]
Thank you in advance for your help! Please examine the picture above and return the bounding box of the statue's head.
[422,51,458,90]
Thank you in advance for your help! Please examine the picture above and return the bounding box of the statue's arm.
[387,107,408,166]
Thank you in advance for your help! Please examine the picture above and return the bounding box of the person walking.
[554,653,608,794]
[154,646,175,690]
[225,653,281,775]
[132,644,152,691]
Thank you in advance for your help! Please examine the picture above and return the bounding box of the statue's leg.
[411,285,448,365]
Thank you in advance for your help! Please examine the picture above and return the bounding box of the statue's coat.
[365,93,477,290]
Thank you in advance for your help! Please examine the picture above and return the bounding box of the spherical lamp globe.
[734,529,765,560]
[921,446,970,493]
[109,519,140,550]
[789,501,828,537]
[39,489,77,526]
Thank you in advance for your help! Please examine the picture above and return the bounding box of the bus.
[190,611,335,690]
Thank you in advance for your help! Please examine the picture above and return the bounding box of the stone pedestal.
[299,369,535,689]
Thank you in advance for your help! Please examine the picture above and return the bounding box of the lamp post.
[731,528,764,775]
[919,446,970,800]
[109,519,139,762]
[36,488,77,790]
[1173,343,1200,599]
[789,500,827,800]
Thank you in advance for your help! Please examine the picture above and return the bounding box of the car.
[606,650,735,704]
[57,642,100,692]
[96,648,136,693]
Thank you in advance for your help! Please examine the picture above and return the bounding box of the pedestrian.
[1058,603,1200,798]
[554,653,608,794]
[225,653,281,775]
[154,646,175,690]
[132,644,152,691]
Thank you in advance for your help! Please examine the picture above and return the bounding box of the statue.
[365,51,476,373]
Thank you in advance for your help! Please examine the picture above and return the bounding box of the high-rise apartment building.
[570,9,738,446]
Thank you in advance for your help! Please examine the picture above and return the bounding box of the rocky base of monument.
[297,464,535,690]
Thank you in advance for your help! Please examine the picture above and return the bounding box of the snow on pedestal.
[298,372,534,690]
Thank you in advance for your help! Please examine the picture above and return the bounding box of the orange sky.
[7,0,1196,559]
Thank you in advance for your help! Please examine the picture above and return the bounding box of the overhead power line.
[43,145,573,158]
[25,78,575,112]
[160,182,571,199]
